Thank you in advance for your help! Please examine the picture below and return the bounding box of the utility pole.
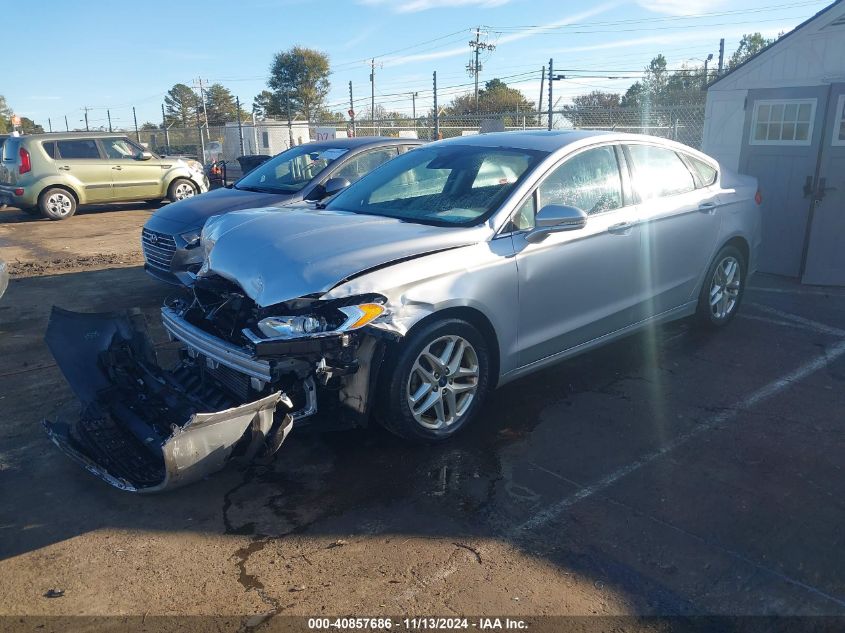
[193,77,210,142]
[236,96,245,156]
[538,66,545,130]
[64,115,69,131]
[285,92,294,148]
[467,27,495,112]
[433,71,439,140]
[717,38,725,75]
[410,92,418,122]
[133,106,140,141]
[83,106,90,131]
[370,58,381,135]
[48,118,53,133]
[349,81,356,137]
[107,109,112,133]
[196,108,205,161]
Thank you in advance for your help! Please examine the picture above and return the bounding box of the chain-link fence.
[129,104,704,161]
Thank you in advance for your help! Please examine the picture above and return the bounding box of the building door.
[802,83,845,286]
[739,86,829,277]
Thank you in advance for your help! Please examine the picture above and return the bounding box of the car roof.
[20,132,137,141]
[300,136,423,150]
[433,129,709,156]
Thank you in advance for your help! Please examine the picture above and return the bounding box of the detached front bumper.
[44,307,297,493]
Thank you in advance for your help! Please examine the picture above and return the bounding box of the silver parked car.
[44,131,761,492]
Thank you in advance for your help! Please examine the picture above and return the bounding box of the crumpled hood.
[200,207,489,307]
[150,186,298,229]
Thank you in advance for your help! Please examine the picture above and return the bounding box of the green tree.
[728,33,776,70]
[252,90,280,119]
[572,91,621,109]
[164,83,199,127]
[0,95,12,133]
[444,78,534,116]
[140,122,159,130]
[203,83,241,125]
[267,47,331,121]
[18,117,44,134]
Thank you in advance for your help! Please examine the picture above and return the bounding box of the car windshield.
[235,144,349,194]
[326,144,546,226]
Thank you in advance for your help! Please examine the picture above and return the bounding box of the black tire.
[167,178,197,203]
[695,244,747,328]
[376,318,491,442]
[38,188,77,220]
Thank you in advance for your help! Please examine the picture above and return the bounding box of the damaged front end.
[44,276,391,493]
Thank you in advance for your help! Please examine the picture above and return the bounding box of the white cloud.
[360,0,511,13]
[381,3,617,66]
[636,0,729,16]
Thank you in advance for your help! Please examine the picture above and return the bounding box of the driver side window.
[538,146,622,216]
[102,138,142,160]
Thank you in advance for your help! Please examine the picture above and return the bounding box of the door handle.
[112,166,122,171]
[803,175,814,198]
[608,221,635,234]
[815,177,837,203]
[698,202,717,214]
[58,165,70,171]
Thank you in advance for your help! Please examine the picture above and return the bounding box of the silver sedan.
[46,131,761,491]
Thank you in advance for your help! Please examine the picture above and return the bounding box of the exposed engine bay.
[44,275,392,493]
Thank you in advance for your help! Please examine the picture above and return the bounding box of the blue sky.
[4,0,831,130]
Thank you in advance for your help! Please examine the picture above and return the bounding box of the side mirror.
[323,177,351,197]
[136,151,153,161]
[526,204,587,243]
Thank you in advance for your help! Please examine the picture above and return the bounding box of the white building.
[702,0,845,286]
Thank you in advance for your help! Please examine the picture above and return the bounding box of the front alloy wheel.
[172,181,195,201]
[407,335,480,430]
[378,318,490,441]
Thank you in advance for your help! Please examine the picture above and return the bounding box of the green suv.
[0,133,209,219]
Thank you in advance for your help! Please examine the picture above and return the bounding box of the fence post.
[196,110,205,162]
[161,104,170,152]
[433,71,439,140]
[236,96,245,156]
[252,111,259,154]
[286,92,294,148]
[547,59,553,131]
[349,81,356,137]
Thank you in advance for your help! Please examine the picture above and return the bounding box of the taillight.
[754,189,762,205]
[19,147,31,175]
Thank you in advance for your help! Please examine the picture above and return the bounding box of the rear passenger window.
[42,142,58,159]
[627,144,695,199]
[686,155,717,187]
[57,139,100,159]
[538,146,622,215]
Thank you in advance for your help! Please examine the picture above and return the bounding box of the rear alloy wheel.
[167,178,197,202]
[39,188,77,220]
[696,245,746,328]
[378,318,490,441]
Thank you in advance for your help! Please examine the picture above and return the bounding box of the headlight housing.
[187,159,204,173]
[248,301,387,342]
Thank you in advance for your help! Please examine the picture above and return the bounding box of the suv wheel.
[39,188,77,220]
[168,178,197,202]
[696,244,747,328]
[377,318,491,442]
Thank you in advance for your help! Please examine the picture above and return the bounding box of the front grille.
[204,361,252,401]
[142,229,177,272]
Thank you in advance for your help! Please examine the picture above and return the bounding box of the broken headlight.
[252,302,386,342]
